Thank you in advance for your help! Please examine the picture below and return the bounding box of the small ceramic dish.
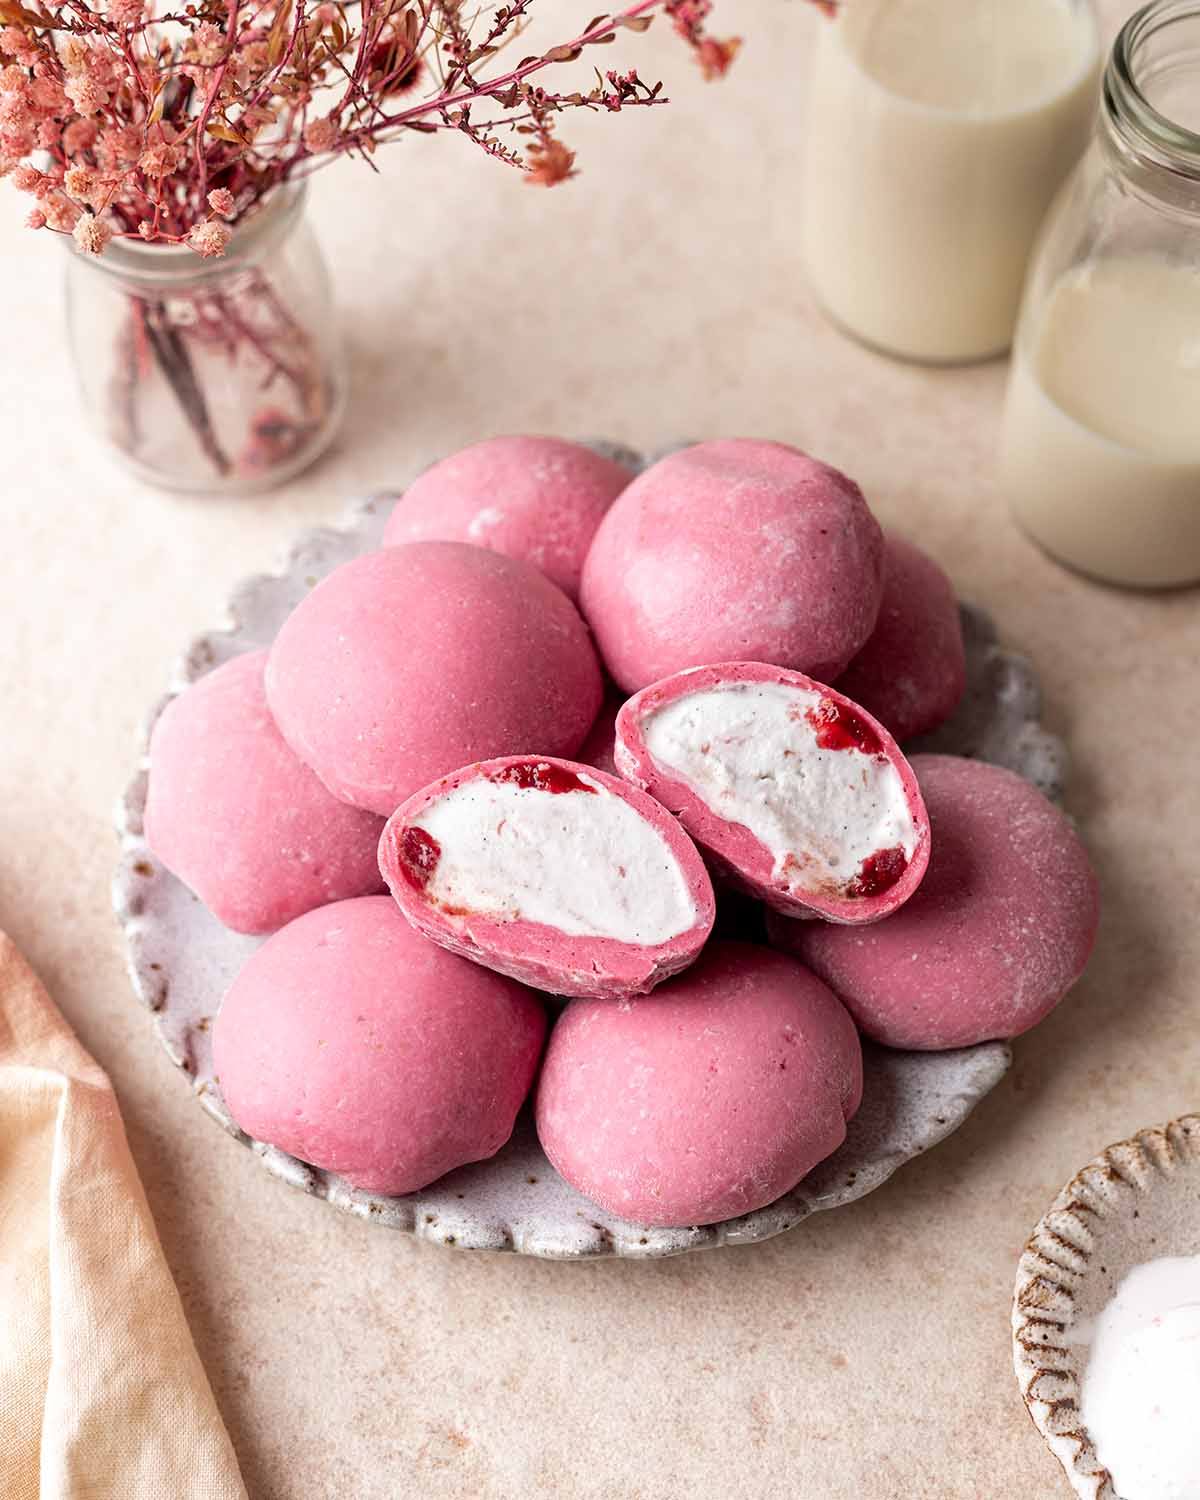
[113,442,1067,1259]
[1012,1114,1200,1497]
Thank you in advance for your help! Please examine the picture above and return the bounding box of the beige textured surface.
[0,2,1194,1495]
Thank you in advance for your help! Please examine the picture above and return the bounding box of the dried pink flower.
[44,197,81,232]
[0,93,31,130]
[11,162,39,191]
[25,206,45,229]
[207,187,236,217]
[137,218,154,239]
[107,0,146,24]
[525,136,576,186]
[30,76,68,112]
[302,115,338,153]
[97,123,142,167]
[0,122,33,155]
[60,37,89,71]
[64,165,101,203]
[0,27,37,66]
[188,220,231,258]
[62,118,98,155]
[0,63,25,92]
[138,141,180,178]
[192,21,224,65]
[64,73,110,116]
[72,211,112,255]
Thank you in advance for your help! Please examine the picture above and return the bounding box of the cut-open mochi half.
[379,756,715,999]
[614,663,930,924]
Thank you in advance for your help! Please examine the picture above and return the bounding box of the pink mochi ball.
[579,439,885,692]
[536,941,863,1227]
[266,542,604,816]
[213,896,547,1195]
[576,692,623,776]
[615,661,930,924]
[382,436,634,600]
[835,534,967,743]
[143,650,384,935]
[768,755,1100,1050]
[379,756,715,999]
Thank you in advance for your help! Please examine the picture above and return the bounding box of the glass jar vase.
[999,0,1200,587]
[800,0,1101,364]
[64,184,347,495]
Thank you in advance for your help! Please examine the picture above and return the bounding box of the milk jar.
[1000,0,1200,587]
[801,0,1100,363]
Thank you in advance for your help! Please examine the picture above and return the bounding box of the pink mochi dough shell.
[379,756,716,1000]
[614,662,931,925]
[767,754,1101,1050]
[535,941,864,1228]
[265,541,604,816]
[213,896,547,1195]
[382,435,634,600]
[143,650,385,935]
[579,439,885,692]
[835,533,967,743]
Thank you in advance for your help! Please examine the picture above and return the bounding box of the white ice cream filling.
[412,771,697,945]
[640,681,916,899]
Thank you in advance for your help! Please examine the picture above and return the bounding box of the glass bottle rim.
[1105,0,1200,176]
[67,180,308,285]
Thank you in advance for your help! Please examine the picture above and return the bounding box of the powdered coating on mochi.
[408,771,698,945]
[143,649,384,935]
[535,941,863,1228]
[213,896,546,1195]
[379,757,715,1000]
[382,435,633,600]
[767,753,1100,1050]
[641,680,918,900]
[578,439,884,692]
[835,533,966,743]
[265,542,603,816]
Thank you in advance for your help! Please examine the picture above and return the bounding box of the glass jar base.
[1010,510,1200,591]
[91,396,345,497]
[806,282,1013,368]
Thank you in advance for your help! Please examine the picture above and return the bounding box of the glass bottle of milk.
[1000,0,1200,588]
[801,0,1101,364]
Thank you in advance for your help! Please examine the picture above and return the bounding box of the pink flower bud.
[187,220,231,258]
[206,187,235,217]
[72,210,112,256]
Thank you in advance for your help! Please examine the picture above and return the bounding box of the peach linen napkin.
[0,932,248,1500]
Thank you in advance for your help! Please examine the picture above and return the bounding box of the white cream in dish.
[1075,1255,1200,1500]
[641,682,917,894]
[412,774,697,944]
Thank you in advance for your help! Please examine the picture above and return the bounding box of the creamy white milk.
[1075,1255,1200,1500]
[1001,255,1200,587]
[641,682,916,896]
[801,0,1099,362]
[413,774,696,944]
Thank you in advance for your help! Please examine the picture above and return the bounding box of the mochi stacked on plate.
[144,437,1099,1230]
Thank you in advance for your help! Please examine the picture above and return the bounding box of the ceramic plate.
[114,444,1068,1258]
[1012,1115,1200,1496]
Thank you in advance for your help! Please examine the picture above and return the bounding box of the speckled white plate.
[114,443,1068,1258]
[1012,1115,1200,1497]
